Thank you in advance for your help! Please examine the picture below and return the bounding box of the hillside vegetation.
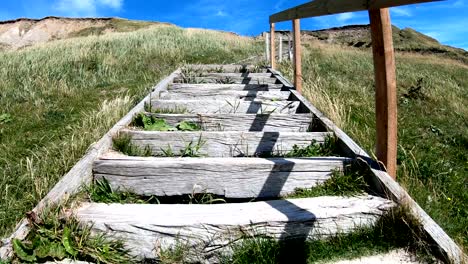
[0,24,263,237]
[278,40,467,248]
[304,24,468,64]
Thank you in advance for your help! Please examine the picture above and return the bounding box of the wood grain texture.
[201,73,273,78]
[93,156,350,198]
[173,76,279,85]
[0,70,182,259]
[287,88,467,263]
[293,19,303,94]
[270,23,276,69]
[269,0,441,23]
[121,130,333,157]
[151,100,300,114]
[76,196,396,259]
[160,90,290,101]
[169,83,284,91]
[142,113,314,132]
[369,8,398,178]
[184,64,268,73]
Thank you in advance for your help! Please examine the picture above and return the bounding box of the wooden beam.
[265,33,270,62]
[141,113,315,132]
[279,35,283,62]
[151,100,300,114]
[93,156,350,198]
[122,130,333,157]
[293,19,303,94]
[76,196,395,259]
[369,9,398,178]
[270,0,441,23]
[270,23,276,69]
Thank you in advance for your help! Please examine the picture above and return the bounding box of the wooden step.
[324,249,422,264]
[121,130,333,157]
[75,196,396,259]
[184,64,268,73]
[200,72,273,78]
[138,113,314,132]
[160,90,291,101]
[169,83,284,91]
[93,156,350,198]
[151,100,300,114]
[174,76,279,85]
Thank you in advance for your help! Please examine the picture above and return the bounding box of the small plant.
[260,136,340,158]
[287,161,369,198]
[132,113,201,131]
[161,136,206,157]
[86,178,159,204]
[11,206,134,263]
[112,133,152,157]
[216,76,236,84]
[0,113,12,125]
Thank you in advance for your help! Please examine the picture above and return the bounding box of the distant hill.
[0,17,163,50]
[301,24,468,64]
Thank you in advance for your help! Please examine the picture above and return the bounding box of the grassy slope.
[306,25,468,64]
[0,24,263,237]
[279,42,467,248]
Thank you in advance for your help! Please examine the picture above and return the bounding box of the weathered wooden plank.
[141,113,315,132]
[270,23,276,69]
[184,64,268,73]
[151,100,300,114]
[169,83,284,91]
[169,83,281,91]
[121,130,333,157]
[293,19,303,93]
[76,196,396,259]
[160,90,291,101]
[369,8,398,178]
[287,88,467,263]
[201,73,273,78]
[93,156,350,198]
[269,0,441,23]
[174,76,279,85]
[0,70,182,259]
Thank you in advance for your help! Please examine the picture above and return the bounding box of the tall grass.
[279,41,467,248]
[0,24,263,237]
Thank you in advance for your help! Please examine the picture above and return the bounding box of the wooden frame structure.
[269,0,442,178]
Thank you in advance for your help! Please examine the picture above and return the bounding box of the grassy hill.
[0,23,263,239]
[304,24,468,64]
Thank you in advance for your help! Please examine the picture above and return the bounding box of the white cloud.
[55,0,123,17]
[336,13,353,22]
[215,10,227,17]
[391,7,412,17]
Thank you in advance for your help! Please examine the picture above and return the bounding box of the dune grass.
[0,24,263,238]
[278,41,467,248]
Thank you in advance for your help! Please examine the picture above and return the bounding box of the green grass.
[132,113,201,131]
[0,24,263,238]
[112,133,152,157]
[10,205,134,263]
[278,43,467,248]
[286,162,369,199]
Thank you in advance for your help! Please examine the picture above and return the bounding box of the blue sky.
[1,0,467,50]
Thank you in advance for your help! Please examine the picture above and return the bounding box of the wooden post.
[265,33,270,62]
[288,33,292,61]
[292,19,302,94]
[270,23,276,69]
[279,36,283,62]
[369,8,397,179]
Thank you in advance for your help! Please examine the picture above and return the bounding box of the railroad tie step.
[184,64,268,73]
[159,90,291,101]
[150,99,300,114]
[135,113,318,132]
[173,76,279,85]
[74,196,396,260]
[120,130,334,157]
[168,83,284,91]
[93,155,351,198]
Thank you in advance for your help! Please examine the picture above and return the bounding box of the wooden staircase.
[74,65,400,261]
[2,65,465,263]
